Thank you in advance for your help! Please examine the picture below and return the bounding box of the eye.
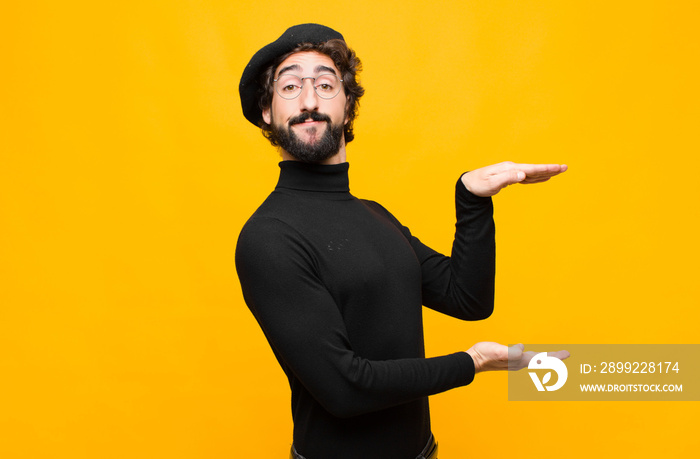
[314,75,337,93]
[276,75,303,94]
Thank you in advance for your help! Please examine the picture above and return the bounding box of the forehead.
[275,51,340,77]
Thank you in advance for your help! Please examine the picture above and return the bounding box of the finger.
[519,169,567,185]
[548,350,570,360]
[520,177,551,184]
[521,350,537,363]
[523,168,565,179]
[507,344,524,370]
[507,343,524,359]
[510,350,537,370]
[513,164,567,180]
[493,162,567,175]
[518,163,567,174]
[526,169,564,179]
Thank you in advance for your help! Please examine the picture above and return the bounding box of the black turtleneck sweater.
[235,161,495,459]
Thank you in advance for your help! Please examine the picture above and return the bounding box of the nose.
[299,77,319,112]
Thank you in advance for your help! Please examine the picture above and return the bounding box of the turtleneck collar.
[275,160,350,193]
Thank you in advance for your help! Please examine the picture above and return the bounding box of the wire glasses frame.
[273,74,344,100]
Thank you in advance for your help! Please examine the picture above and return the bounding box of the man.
[236,24,567,459]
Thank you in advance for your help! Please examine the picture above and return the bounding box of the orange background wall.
[2,1,698,457]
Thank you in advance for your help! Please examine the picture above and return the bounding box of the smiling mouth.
[293,119,325,126]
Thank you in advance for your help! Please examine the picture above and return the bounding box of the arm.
[235,217,476,418]
[394,181,496,320]
[410,161,568,319]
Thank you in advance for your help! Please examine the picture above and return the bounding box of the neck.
[275,160,351,195]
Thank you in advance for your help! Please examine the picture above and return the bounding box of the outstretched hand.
[466,342,570,373]
[461,162,568,197]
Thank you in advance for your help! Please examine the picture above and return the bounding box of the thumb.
[507,343,524,369]
[497,170,526,189]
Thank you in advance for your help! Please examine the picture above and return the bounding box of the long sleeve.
[383,178,496,320]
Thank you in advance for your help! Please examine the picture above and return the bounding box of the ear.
[262,106,271,125]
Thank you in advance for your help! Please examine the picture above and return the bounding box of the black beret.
[239,23,345,127]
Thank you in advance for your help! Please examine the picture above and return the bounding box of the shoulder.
[237,215,303,253]
[359,198,403,225]
[236,189,302,244]
[359,198,393,219]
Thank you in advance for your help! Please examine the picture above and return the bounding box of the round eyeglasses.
[273,73,343,100]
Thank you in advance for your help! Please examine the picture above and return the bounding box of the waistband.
[290,433,437,459]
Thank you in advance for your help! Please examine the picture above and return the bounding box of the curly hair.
[257,39,365,145]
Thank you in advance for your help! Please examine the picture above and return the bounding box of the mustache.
[289,111,331,126]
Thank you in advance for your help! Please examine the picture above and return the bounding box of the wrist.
[466,348,482,373]
[460,172,474,194]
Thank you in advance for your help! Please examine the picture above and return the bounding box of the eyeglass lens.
[274,74,342,99]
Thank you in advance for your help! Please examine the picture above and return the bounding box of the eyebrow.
[276,64,338,78]
[276,64,301,77]
[314,65,337,76]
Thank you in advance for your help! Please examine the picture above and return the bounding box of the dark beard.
[270,111,344,163]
